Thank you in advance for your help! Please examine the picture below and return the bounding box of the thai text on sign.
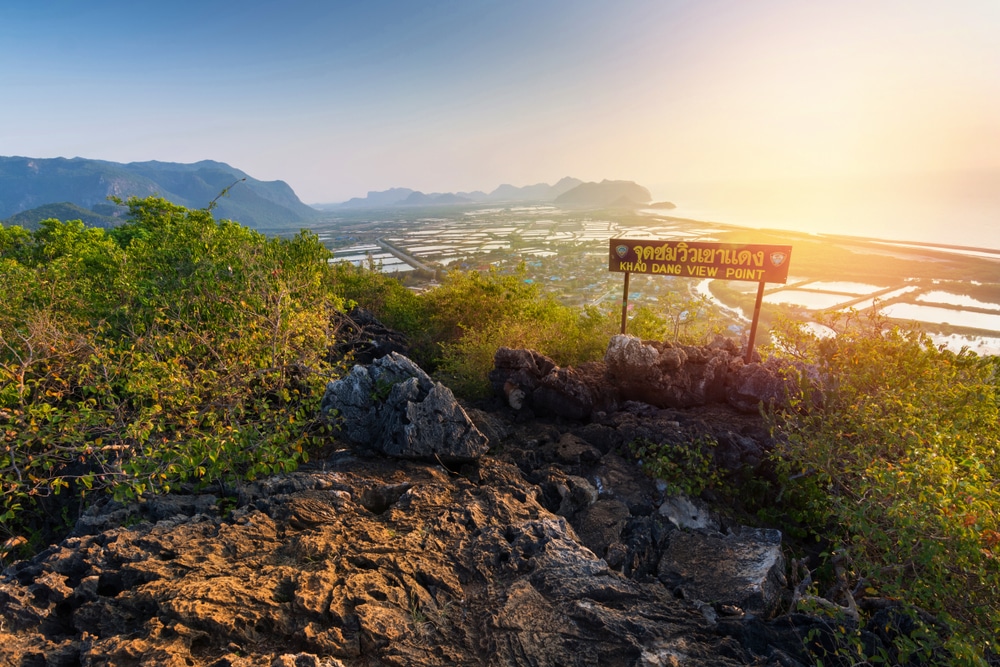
[608,239,792,284]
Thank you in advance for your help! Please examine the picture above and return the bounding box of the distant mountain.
[488,177,583,202]
[328,187,416,209]
[554,180,652,209]
[0,156,320,229]
[328,177,587,209]
[3,202,118,230]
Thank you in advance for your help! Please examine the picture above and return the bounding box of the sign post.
[609,239,792,363]
[619,271,631,334]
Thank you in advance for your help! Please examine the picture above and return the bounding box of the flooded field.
[308,205,1000,354]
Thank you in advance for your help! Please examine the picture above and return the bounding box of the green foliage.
[425,265,617,397]
[629,293,725,344]
[766,309,1000,663]
[629,436,719,497]
[327,260,619,397]
[1,198,342,549]
[328,259,428,336]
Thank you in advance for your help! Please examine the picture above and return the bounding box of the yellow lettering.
[724,268,766,281]
[686,265,714,277]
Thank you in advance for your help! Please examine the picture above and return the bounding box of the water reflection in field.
[764,290,855,309]
[801,281,887,295]
[917,291,1000,312]
[882,303,1000,332]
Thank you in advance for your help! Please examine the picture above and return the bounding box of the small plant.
[628,436,719,497]
[408,591,428,625]
[370,377,396,402]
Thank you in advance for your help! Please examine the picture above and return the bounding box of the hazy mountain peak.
[0,155,319,229]
[554,180,652,209]
[331,177,596,209]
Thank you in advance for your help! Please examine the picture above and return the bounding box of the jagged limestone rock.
[658,526,786,618]
[321,352,488,462]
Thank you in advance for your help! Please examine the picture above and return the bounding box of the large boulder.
[658,526,786,618]
[321,352,489,463]
[605,335,734,409]
[491,337,811,419]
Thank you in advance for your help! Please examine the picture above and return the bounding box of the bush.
[629,436,719,497]
[0,199,343,555]
[766,310,1000,663]
[425,265,618,397]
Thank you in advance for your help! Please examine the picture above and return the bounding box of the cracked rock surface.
[0,348,828,667]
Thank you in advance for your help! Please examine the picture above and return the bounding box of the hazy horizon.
[3,1,998,247]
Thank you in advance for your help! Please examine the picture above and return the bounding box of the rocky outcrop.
[330,307,409,364]
[0,351,888,666]
[490,335,798,418]
[0,444,815,666]
[321,352,489,463]
[658,527,786,618]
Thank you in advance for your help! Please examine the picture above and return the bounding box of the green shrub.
[629,436,719,497]
[766,310,1000,663]
[1,199,342,554]
[426,265,618,397]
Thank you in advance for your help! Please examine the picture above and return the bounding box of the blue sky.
[3,0,999,241]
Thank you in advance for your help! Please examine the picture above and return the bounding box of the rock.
[585,453,660,516]
[0,454,768,666]
[321,352,488,462]
[713,430,766,473]
[606,335,661,382]
[658,526,786,618]
[533,362,610,420]
[725,360,789,413]
[605,335,734,409]
[330,307,409,364]
[556,474,599,517]
[490,338,811,420]
[540,433,603,465]
[571,498,632,561]
[658,495,718,531]
[488,347,556,398]
[0,365,866,666]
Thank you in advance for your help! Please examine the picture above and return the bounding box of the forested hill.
[0,156,321,230]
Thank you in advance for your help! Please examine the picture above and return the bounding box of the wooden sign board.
[608,239,792,284]
[608,238,793,363]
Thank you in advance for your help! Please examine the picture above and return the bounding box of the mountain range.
[320,177,659,210]
[0,156,321,229]
[1,155,666,230]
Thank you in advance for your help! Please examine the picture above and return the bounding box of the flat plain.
[297,205,1000,354]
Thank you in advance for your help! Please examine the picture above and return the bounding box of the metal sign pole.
[745,280,766,363]
[620,271,631,334]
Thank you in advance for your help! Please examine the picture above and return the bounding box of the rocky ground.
[0,336,930,666]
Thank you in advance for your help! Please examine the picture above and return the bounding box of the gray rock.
[605,335,735,409]
[571,498,631,561]
[322,352,489,462]
[605,335,660,382]
[556,475,599,517]
[725,361,788,413]
[658,526,786,618]
[658,494,718,531]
